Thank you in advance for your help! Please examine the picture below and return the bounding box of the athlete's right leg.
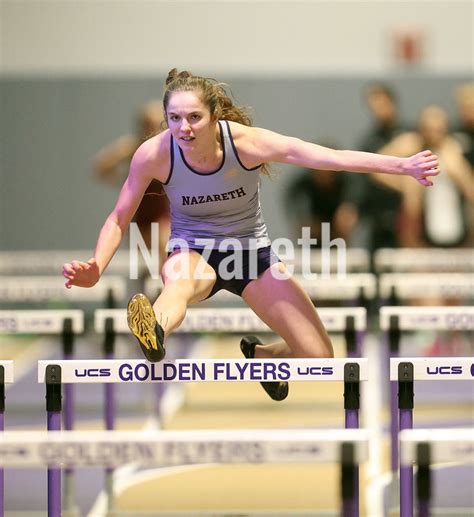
[154,249,217,335]
[127,250,216,362]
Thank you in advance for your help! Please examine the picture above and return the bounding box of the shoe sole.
[127,293,165,362]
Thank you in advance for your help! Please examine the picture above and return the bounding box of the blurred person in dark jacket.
[340,82,410,253]
[285,163,357,246]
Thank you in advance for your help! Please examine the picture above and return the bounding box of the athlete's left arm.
[245,126,440,187]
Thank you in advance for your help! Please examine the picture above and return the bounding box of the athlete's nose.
[180,119,191,132]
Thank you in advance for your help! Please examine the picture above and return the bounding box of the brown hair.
[163,68,251,125]
[163,69,271,176]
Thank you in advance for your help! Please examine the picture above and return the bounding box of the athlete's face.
[165,90,216,149]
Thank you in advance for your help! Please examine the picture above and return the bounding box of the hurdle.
[390,357,474,517]
[0,426,369,516]
[0,249,132,276]
[92,306,366,512]
[0,310,84,517]
[374,248,474,273]
[380,306,474,473]
[0,361,14,517]
[399,428,474,517]
[379,272,474,305]
[0,275,127,309]
[98,305,368,356]
[36,355,368,517]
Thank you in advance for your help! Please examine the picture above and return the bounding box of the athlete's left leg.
[241,262,334,359]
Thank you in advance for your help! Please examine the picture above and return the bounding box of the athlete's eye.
[190,114,202,121]
[169,115,179,122]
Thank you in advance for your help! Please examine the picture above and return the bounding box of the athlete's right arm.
[63,136,166,288]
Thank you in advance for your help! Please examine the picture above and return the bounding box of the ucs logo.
[426,366,463,375]
[471,363,474,377]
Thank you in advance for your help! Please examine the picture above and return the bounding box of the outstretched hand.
[406,150,440,187]
[63,258,100,289]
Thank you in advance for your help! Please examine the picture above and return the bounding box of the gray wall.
[1,74,470,250]
[3,1,472,75]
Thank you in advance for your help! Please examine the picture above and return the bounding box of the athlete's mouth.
[181,136,195,142]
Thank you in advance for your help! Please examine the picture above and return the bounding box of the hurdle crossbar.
[399,428,474,466]
[0,250,134,275]
[380,306,474,331]
[379,273,474,300]
[95,307,367,334]
[291,248,370,272]
[0,276,126,302]
[0,428,369,468]
[390,357,474,381]
[296,274,376,300]
[0,310,84,334]
[37,358,368,384]
[374,248,474,272]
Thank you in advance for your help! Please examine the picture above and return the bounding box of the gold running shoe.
[240,335,289,401]
[127,293,165,362]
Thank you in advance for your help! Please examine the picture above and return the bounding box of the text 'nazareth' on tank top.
[162,120,270,250]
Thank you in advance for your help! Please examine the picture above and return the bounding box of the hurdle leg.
[343,363,360,516]
[62,318,77,516]
[399,409,413,517]
[103,318,116,513]
[341,442,357,517]
[344,316,357,358]
[46,365,62,517]
[416,443,431,517]
[0,365,4,517]
[63,382,76,515]
[0,413,3,517]
[388,316,401,471]
[355,330,365,358]
[398,362,414,517]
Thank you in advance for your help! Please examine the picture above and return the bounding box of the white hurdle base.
[0,429,369,468]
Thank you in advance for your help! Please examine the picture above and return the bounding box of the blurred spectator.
[93,100,170,259]
[284,163,357,245]
[453,82,474,169]
[343,82,408,252]
[373,105,474,247]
